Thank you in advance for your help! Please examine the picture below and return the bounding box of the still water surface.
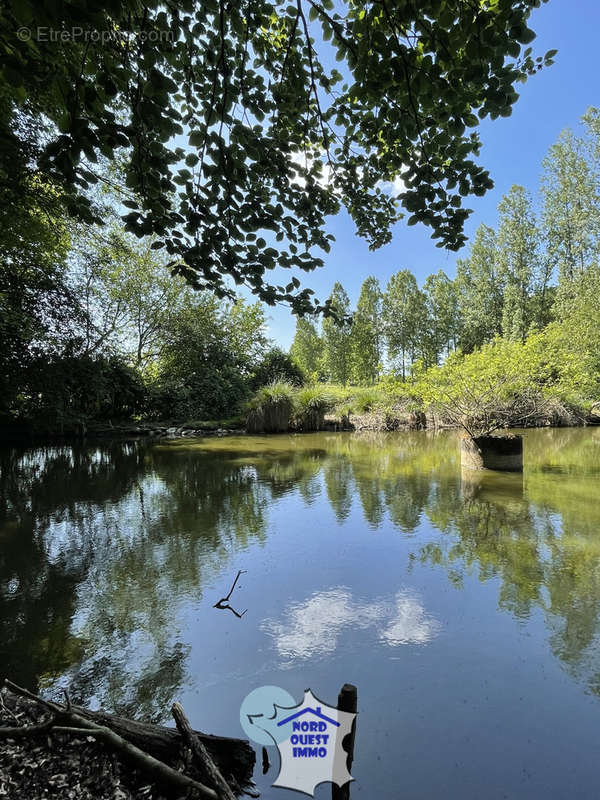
[1,428,600,798]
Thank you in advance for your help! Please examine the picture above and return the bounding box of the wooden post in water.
[332,683,357,800]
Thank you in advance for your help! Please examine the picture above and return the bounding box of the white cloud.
[376,173,406,195]
[288,150,335,190]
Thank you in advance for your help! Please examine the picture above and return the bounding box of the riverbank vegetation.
[4,106,600,437]
[283,110,600,433]
[3,109,600,437]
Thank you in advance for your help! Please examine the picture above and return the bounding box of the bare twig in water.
[213,570,247,618]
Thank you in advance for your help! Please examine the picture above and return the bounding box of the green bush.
[149,368,249,421]
[11,354,147,432]
[246,381,295,433]
[417,327,597,435]
[294,386,336,431]
[351,388,379,413]
[251,347,304,389]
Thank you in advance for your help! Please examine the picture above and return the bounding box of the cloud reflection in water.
[261,587,439,664]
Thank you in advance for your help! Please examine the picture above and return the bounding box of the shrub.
[251,347,304,388]
[149,367,249,420]
[246,381,295,433]
[419,336,557,435]
[14,354,147,431]
[294,386,336,431]
[351,388,379,413]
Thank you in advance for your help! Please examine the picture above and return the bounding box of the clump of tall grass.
[294,385,336,431]
[246,381,295,433]
[351,388,379,413]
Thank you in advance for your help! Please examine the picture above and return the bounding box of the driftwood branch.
[172,702,236,800]
[70,705,254,781]
[2,680,218,800]
[52,725,102,736]
[4,680,59,714]
[0,720,54,738]
[213,570,247,618]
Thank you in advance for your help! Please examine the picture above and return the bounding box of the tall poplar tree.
[382,270,426,380]
[496,185,541,342]
[423,271,459,365]
[322,283,352,386]
[541,127,600,285]
[351,277,382,385]
[290,317,323,379]
[456,225,503,352]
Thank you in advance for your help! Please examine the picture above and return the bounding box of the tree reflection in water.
[1,427,600,718]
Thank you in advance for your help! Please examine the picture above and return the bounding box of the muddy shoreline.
[1,407,598,445]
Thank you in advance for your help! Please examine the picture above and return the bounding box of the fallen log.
[3,681,218,800]
[72,704,255,789]
[1,680,256,797]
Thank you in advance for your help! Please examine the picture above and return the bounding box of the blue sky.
[260,0,599,349]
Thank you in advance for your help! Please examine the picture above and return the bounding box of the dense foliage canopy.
[4,104,600,434]
[1,0,553,310]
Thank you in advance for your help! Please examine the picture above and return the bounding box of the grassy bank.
[4,309,599,442]
[246,323,600,435]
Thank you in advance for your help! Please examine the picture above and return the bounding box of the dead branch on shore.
[69,704,254,778]
[172,702,236,800]
[0,719,54,738]
[1,680,248,800]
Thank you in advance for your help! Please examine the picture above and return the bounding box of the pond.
[1,428,600,798]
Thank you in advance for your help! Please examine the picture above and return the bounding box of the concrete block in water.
[460,434,523,472]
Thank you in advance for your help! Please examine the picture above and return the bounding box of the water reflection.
[1,427,600,719]
[0,441,271,716]
[0,443,147,692]
[261,588,439,665]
